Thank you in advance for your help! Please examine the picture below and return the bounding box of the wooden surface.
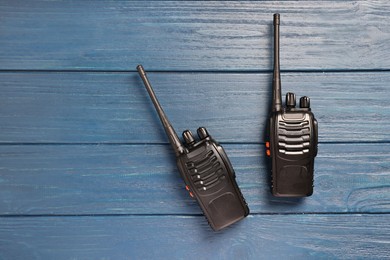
[1,1,389,259]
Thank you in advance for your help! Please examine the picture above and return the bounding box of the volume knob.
[300,96,310,108]
[197,127,209,139]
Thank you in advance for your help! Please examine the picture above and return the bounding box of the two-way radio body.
[137,65,249,231]
[266,14,318,197]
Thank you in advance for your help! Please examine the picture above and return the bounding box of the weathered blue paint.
[0,0,389,258]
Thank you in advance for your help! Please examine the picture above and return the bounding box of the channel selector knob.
[183,130,195,145]
[286,92,296,108]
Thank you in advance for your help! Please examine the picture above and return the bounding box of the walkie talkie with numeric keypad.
[137,65,249,231]
[266,14,318,197]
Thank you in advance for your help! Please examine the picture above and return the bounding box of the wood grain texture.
[0,214,389,259]
[0,71,389,143]
[1,1,389,71]
[1,0,389,258]
[1,143,389,215]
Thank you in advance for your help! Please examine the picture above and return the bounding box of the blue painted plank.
[1,1,389,71]
[0,72,389,143]
[1,143,389,215]
[0,214,388,259]
[0,1,388,259]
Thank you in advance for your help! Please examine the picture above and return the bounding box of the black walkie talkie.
[137,65,249,231]
[266,14,318,197]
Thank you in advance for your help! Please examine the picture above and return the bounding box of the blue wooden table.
[1,1,389,259]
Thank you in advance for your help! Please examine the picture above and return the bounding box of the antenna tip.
[136,64,144,72]
[273,13,280,25]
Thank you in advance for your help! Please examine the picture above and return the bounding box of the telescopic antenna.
[137,65,185,156]
[272,13,282,112]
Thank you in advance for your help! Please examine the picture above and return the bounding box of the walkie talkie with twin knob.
[266,14,318,197]
[137,65,249,231]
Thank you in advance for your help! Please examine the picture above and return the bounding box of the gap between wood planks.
[1,212,389,218]
[1,69,390,73]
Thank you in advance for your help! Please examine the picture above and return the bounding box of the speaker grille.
[278,120,311,155]
[186,150,226,192]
